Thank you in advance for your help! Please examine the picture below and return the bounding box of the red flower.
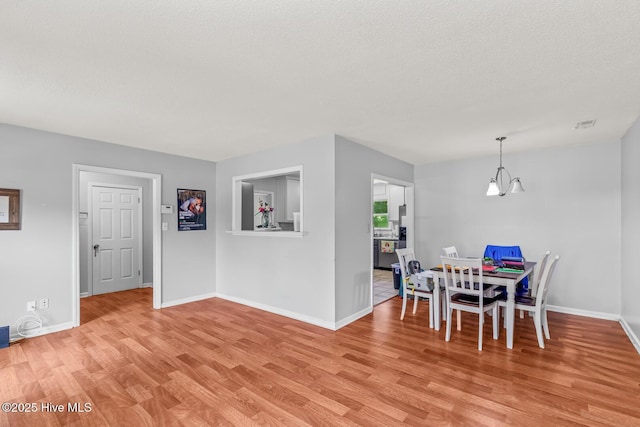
[256,200,274,215]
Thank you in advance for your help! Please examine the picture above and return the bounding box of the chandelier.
[486,137,525,196]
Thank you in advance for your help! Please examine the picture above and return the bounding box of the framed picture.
[177,189,206,231]
[0,188,21,230]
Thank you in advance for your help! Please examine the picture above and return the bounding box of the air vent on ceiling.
[573,119,597,130]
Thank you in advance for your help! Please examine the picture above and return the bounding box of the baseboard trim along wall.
[619,318,640,355]
[335,307,372,330]
[141,283,153,288]
[9,321,74,342]
[161,292,217,308]
[216,293,337,330]
[548,305,640,355]
[547,305,620,321]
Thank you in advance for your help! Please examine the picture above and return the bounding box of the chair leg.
[542,308,550,340]
[533,311,545,349]
[400,290,407,320]
[477,313,483,351]
[457,310,462,331]
[428,296,434,329]
[445,307,453,342]
[442,294,447,321]
[520,309,525,319]
[492,306,499,340]
[412,293,419,314]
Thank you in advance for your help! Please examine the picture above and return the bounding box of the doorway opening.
[72,164,162,327]
[371,174,414,307]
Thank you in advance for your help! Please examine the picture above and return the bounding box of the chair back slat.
[536,256,559,309]
[440,256,484,307]
[531,251,551,297]
[442,246,459,258]
[396,248,415,281]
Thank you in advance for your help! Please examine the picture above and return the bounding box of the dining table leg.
[506,287,515,349]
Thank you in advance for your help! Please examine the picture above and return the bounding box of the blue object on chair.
[483,245,528,294]
[0,325,9,349]
[483,245,523,262]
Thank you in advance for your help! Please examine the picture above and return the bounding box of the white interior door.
[92,185,141,295]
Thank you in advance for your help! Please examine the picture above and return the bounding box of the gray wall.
[622,118,640,340]
[334,136,414,323]
[0,123,216,336]
[215,135,337,327]
[414,138,622,316]
[3,118,635,344]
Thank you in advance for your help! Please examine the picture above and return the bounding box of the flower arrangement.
[256,199,274,228]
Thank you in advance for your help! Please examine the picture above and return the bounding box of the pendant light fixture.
[486,136,524,196]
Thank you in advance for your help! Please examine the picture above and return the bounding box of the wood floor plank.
[1,288,639,426]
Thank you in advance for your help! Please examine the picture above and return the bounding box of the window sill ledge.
[226,230,306,237]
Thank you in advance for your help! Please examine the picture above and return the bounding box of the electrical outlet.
[39,298,49,309]
[26,301,36,312]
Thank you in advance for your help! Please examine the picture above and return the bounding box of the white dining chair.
[397,248,439,328]
[499,255,560,348]
[511,250,550,320]
[442,246,459,257]
[529,251,551,298]
[442,246,462,328]
[440,256,503,351]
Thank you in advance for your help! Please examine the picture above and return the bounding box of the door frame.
[72,164,162,327]
[88,182,143,296]
[370,174,415,309]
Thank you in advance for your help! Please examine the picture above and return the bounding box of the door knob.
[93,244,100,257]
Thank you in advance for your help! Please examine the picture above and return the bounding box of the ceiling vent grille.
[573,119,597,130]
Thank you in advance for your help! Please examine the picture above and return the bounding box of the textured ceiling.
[1,1,639,164]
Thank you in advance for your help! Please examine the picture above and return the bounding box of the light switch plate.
[161,205,174,214]
[162,222,168,231]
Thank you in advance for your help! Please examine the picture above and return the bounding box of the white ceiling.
[2,1,639,165]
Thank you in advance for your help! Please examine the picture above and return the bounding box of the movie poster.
[177,189,206,231]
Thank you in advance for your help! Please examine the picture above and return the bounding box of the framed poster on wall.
[177,189,206,231]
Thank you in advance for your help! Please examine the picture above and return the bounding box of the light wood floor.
[1,288,639,426]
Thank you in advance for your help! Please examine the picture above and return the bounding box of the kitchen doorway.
[371,174,414,307]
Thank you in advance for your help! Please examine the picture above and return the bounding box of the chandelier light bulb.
[486,137,524,197]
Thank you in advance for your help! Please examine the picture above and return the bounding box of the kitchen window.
[373,200,388,228]
[230,165,303,236]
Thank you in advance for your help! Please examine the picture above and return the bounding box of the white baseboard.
[548,305,640,355]
[216,293,336,330]
[619,318,640,355]
[141,282,153,288]
[161,292,216,308]
[80,292,89,298]
[10,321,74,342]
[335,306,372,330]
[547,305,620,321]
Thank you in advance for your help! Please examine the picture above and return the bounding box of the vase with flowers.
[256,199,274,228]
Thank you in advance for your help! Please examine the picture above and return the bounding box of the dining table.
[427,261,536,349]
